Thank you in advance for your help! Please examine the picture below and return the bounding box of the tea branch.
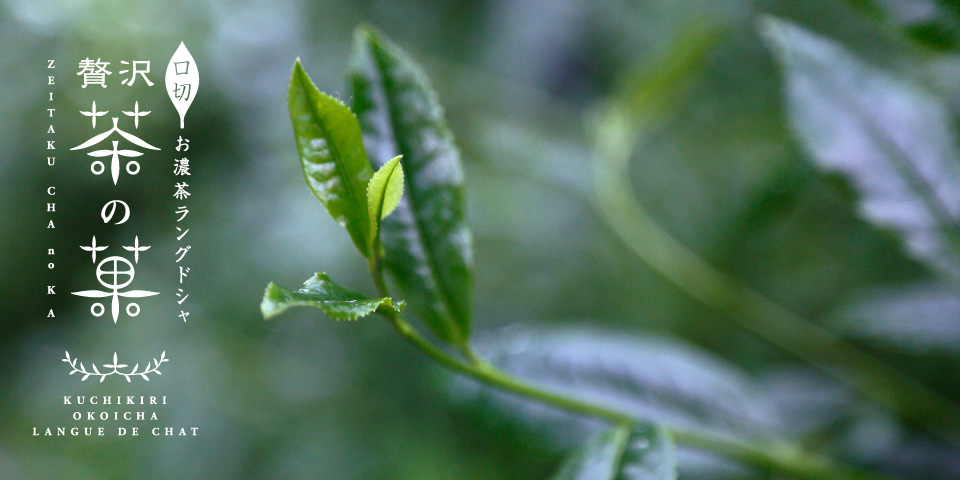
[367,254,889,480]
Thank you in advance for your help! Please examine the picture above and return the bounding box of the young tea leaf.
[348,26,473,347]
[553,424,676,480]
[761,17,960,283]
[367,155,405,250]
[288,59,374,258]
[261,273,404,321]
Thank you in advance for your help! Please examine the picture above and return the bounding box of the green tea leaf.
[348,26,473,347]
[367,154,405,250]
[463,325,780,440]
[288,58,374,258]
[261,273,404,320]
[761,17,960,283]
[553,424,676,480]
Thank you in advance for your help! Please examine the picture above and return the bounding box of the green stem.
[592,104,960,446]
[380,308,634,425]
[368,255,389,299]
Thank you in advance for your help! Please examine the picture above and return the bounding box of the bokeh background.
[2,0,960,478]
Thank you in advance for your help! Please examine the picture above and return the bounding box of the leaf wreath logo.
[62,351,168,383]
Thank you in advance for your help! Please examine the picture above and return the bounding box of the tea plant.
[263,20,958,479]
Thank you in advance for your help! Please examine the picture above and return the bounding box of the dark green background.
[2,0,958,478]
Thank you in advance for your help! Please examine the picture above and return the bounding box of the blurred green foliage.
[2,0,959,479]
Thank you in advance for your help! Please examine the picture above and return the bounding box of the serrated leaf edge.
[261,273,405,321]
[289,58,374,258]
